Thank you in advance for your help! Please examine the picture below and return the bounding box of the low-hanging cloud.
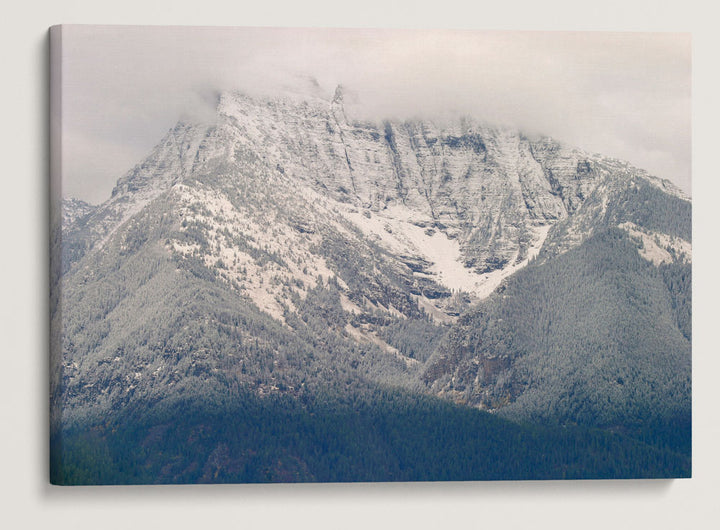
[60,26,691,203]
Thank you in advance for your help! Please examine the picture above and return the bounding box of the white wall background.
[1,1,718,529]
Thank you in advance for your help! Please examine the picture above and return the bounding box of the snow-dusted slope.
[61,198,96,231]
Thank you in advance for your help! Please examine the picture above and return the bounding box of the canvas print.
[49,26,691,484]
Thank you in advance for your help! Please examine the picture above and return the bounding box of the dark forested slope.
[424,227,691,455]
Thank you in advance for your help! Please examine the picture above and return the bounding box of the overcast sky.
[59,26,691,203]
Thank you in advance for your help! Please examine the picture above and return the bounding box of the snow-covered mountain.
[52,85,691,482]
[61,85,687,311]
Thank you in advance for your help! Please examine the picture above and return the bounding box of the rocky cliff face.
[64,86,684,299]
[213,87,580,275]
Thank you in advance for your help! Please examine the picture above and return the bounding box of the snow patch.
[619,222,691,265]
[338,203,551,299]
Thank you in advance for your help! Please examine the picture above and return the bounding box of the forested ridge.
[52,203,692,483]
[51,387,690,485]
[424,227,691,456]
[51,224,692,483]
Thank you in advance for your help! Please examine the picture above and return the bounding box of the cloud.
[60,26,691,203]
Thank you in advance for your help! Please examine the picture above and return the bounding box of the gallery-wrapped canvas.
[50,25,691,485]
